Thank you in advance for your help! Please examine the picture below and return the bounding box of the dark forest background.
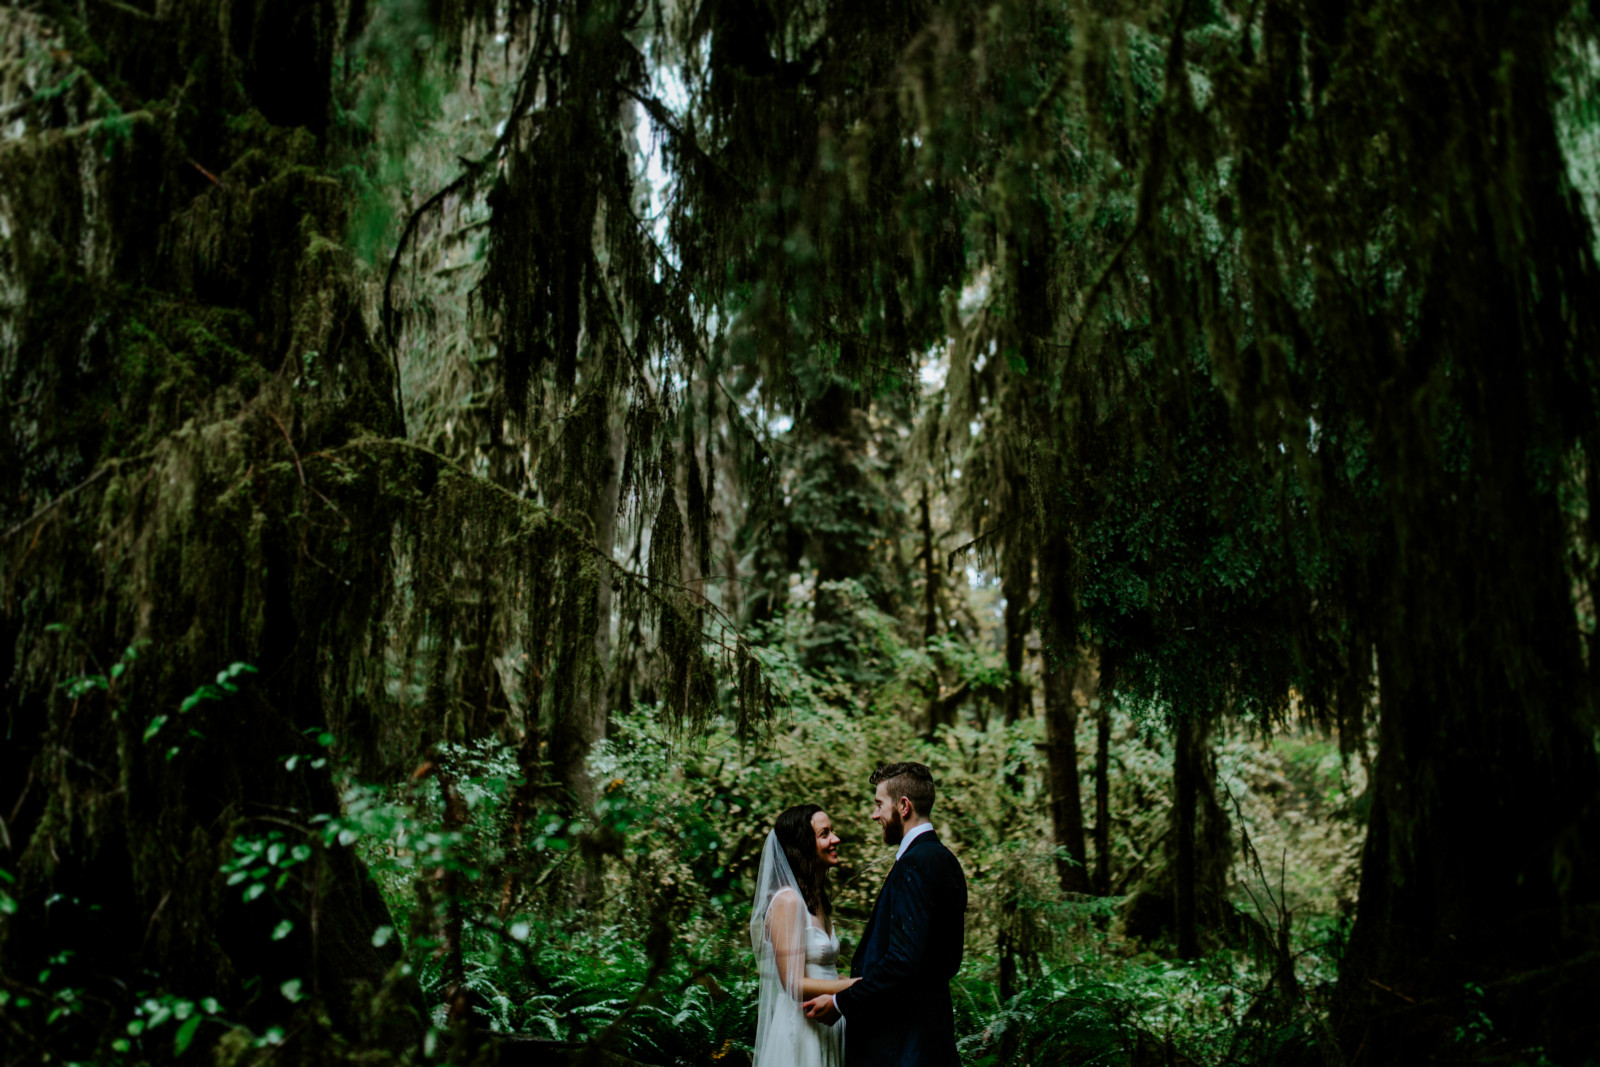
[2,1,1599,1065]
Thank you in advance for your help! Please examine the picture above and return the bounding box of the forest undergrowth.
[334,700,1365,1067]
[1,615,1368,1067]
[385,706,1365,1067]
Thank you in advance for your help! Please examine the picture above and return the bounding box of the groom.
[803,762,967,1067]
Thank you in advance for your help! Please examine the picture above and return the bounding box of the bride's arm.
[768,893,860,998]
[800,975,859,997]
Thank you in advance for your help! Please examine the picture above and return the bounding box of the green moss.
[108,296,267,458]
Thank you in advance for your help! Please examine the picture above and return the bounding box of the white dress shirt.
[896,821,935,860]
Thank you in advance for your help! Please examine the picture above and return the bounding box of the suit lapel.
[853,861,894,972]
[855,832,939,972]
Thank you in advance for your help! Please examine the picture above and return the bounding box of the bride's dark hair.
[773,804,832,920]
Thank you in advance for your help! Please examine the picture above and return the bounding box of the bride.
[751,805,857,1067]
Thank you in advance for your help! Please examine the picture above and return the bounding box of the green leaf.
[111,662,125,680]
[243,883,266,902]
[227,662,258,677]
[201,998,221,1014]
[279,978,303,1003]
[44,623,71,633]
[371,925,394,947]
[174,1015,202,1056]
[284,755,299,771]
[143,715,168,743]
[271,920,294,941]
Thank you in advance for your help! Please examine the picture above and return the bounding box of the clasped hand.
[801,993,841,1024]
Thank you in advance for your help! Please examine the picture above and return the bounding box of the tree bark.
[920,482,940,641]
[436,762,473,1026]
[1001,551,1032,726]
[1173,713,1199,960]
[1120,709,1231,954]
[919,481,947,740]
[1335,511,1600,1060]
[1043,650,1091,893]
[550,408,623,815]
[1093,697,1112,895]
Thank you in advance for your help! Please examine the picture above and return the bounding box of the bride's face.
[811,811,842,867]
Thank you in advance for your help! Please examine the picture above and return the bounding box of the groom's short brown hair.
[871,761,935,817]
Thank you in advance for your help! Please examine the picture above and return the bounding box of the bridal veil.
[750,829,810,1065]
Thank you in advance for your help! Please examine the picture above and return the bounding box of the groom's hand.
[802,994,841,1024]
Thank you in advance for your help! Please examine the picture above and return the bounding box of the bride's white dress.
[756,907,844,1067]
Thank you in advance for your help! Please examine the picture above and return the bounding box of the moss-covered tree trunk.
[0,0,426,1050]
[1335,472,1600,1059]
[1042,650,1091,894]
[1316,11,1600,1058]
[1093,698,1112,896]
[1001,554,1032,727]
[798,382,897,679]
[551,409,624,816]
[1121,710,1232,954]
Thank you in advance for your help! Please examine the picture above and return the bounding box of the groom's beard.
[881,807,905,846]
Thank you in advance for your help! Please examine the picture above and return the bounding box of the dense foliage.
[3,0,1599,1064]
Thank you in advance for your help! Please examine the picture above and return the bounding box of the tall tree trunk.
[1093,698,1112,895]
[1336,509,1600,1060]
[802,382,886,675]
[1121,709,1231,953]
[1002,551,1032,727]
[1326,19,1600,1055]
[920,481,946,740]
[1173,713,1200,960]
[436,762,472,1026]
[1043,650,1091,894]
[551,409,623,815]
[920,482,940,642]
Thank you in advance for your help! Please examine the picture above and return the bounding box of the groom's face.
[871,782,906,846]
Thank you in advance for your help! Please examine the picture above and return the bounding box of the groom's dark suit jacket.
[834,830,967,1067]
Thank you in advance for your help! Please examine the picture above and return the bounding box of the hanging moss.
[0,3,763,1059]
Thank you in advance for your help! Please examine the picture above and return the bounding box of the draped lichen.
[7,0,1600,1061]
[0,2,767,1056]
